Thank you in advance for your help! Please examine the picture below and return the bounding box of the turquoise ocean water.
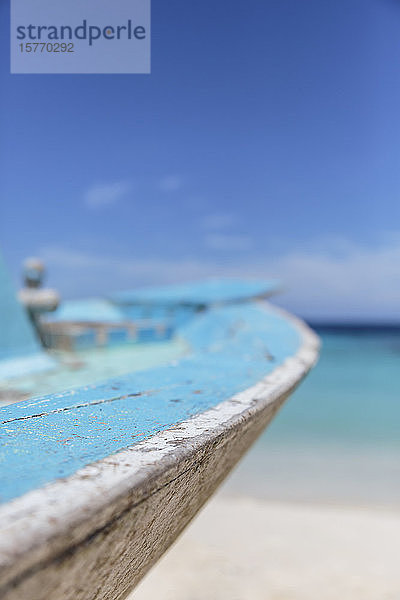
[224,326,400,507]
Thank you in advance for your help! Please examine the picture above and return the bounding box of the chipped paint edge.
[0,303,319,590]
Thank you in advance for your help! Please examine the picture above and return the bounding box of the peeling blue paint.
[0,301,301,504]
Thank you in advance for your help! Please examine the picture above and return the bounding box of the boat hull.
[0,302,319,600]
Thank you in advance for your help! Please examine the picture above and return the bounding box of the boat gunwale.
[0,303,319,594]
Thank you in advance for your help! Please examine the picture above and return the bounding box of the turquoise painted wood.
[0,300,301,505]
[110,278,280,306]
[45,279,280,326]
[111,279,280,326]
[46,298,126,323]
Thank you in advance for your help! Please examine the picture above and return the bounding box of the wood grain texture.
[0,302,302,504]
[0,305,319,600]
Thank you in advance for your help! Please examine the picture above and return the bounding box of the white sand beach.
[131,493,400,600]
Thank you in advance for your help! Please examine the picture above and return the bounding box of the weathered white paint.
[0,304,319,600]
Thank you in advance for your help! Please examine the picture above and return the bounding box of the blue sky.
[1,0,399,320]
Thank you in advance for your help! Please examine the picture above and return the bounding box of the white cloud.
[84,181,131,209]
[158,176,183,192]
[39,235,400,321]
[204,233,253,251]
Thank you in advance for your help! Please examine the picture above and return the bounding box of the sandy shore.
[131,494,400,600]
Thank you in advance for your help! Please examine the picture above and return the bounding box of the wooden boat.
[0,271,319,600]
